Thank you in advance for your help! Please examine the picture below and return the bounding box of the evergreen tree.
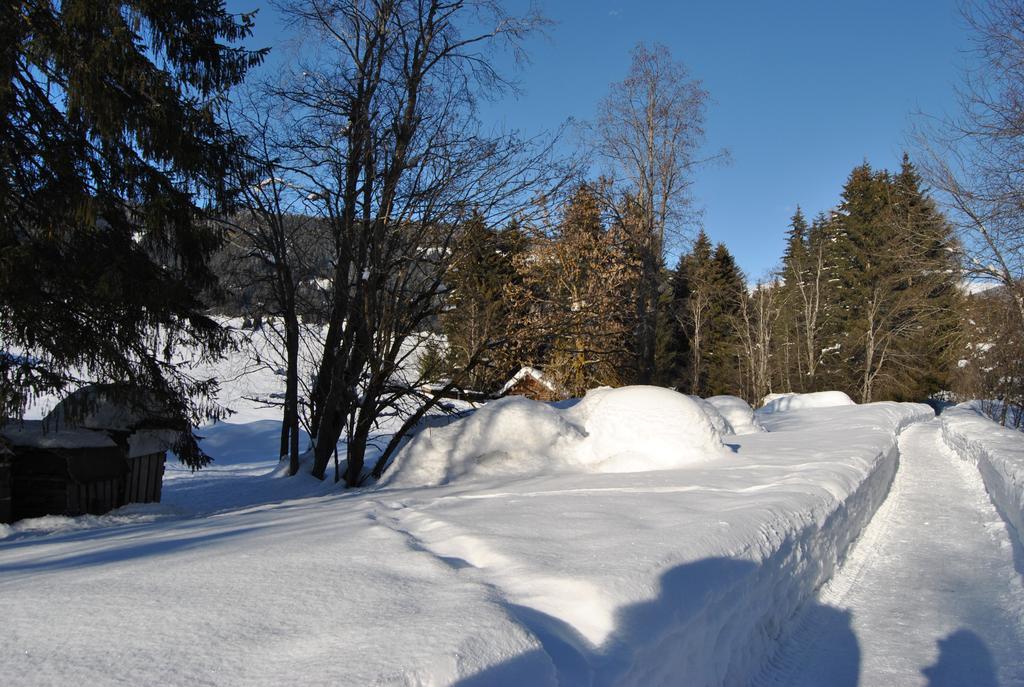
[783,206,809,267]
[823,160,959,401]
[1,1,265,465]
[654,256,689,387]
[680,230,715,394]
[705,242,746,396]
[889,154,961,399]
[439,213,524,394]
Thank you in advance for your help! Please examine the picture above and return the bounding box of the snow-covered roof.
[0,421,117,450]
[44,385,183,433]
[499,366,557,396]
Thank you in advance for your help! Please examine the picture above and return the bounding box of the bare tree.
[918,0,1024,332]
[685,287,711,395]
[786,223,829,390]
[264,0,566,485]
[222,96,334,476]
[736,282,782,404]
[595,43,721,383]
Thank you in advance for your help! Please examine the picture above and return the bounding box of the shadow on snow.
[455,557,859,687]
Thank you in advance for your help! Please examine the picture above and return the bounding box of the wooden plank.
[147,455,158,502]
[141,456,153,502]
[132,458,143,501]
[154,455,165,502]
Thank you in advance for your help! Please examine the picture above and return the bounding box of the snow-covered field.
[7,333,1024,685]
[2,358,945,685]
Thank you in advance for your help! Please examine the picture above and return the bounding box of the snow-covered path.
[757,420,1024,686]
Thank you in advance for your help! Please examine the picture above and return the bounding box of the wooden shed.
[0,383,174,524]
[498,367,564,402]
[0,422,134,522]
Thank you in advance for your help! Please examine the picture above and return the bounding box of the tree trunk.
[312,391,346,480]
[285,317,301,476]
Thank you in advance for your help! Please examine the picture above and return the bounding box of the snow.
[10,327,1013,686]
[757,390,855,414]
[759,392,794,408]
[44,385,179,433]
[706,395,765,435]
[688,395,733,435]
[940,402,1024,554]
[757,420,1024,685]
[0,395,936,685]
[498,366,559,396]
[0,421,117,450]
[384,386,730,487]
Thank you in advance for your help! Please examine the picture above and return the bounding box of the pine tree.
[680,231,715,394]
[440,213,524,394]
[654,257,688,387]
[1,1,265,465]
[889,154,961,399]
[826,160,959,401]
[705,242,746,396]
[783,206,809,268]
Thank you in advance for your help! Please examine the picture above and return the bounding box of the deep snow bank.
[383,402,932,685]
[940,403,1024,547]
[385,386,730,487]
[758,390,855,414]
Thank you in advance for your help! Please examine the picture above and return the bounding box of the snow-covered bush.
[384,385,729,487]
[758,390,855,415]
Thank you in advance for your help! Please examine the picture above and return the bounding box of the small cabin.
[498,367,563,402]
[0,422,166,523]
[0,384,174,524]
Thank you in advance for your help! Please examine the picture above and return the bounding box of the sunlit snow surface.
[1,382,948,685]
[756,419,1024,686]
[384,386,730,487]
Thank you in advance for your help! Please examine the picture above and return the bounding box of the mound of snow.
[941,403,1024,554]
[570,386,729,472]
[706,395,765,435]
[760,392,795,408]
[758,390,855,415]
[385,386,729,487]
[689,395,734,435]
[384,395,586,487]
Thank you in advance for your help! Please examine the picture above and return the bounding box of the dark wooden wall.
[124,452,165,504]
[0,453,12,523]
[2,449,166,524]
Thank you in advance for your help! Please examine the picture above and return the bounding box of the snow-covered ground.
[6,331,1023,686]
[756,419,1024,686]
[1,383,939,685]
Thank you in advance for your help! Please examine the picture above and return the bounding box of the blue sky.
[231,0,971,278]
